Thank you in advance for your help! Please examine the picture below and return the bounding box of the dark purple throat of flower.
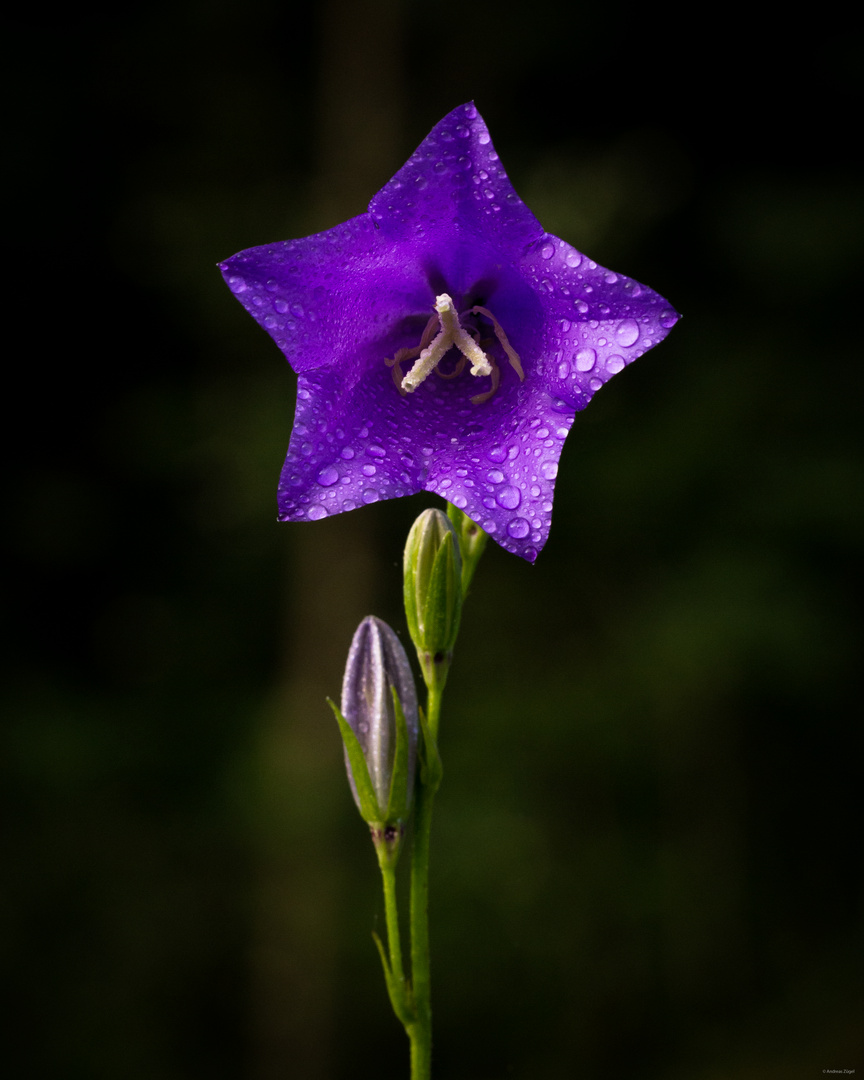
[219,102,679,562]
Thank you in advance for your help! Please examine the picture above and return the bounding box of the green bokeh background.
[7,2,862,1077]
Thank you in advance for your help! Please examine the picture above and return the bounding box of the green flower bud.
[403,508,463,660]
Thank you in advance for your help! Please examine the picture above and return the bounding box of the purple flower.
[220,103,678,561]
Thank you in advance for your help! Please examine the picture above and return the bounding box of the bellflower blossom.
[221,103,678,561]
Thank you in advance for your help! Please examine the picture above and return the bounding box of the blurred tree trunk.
[250,2,405,1078]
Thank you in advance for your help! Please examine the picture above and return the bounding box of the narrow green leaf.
[372,931,414,1026]
[327,698,382,823]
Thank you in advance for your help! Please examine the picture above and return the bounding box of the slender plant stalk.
[407,680,443,1080]
[375,846,411,1024]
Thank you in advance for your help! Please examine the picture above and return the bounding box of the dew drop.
[496,486,521,510]
[565,250,582,268]
[541,461,558,480]
[227,276,247,294]
[307,505,328,520]
[487,468,505,484]
[340,447,355,460]
[362,464,376,476]
[541,243,555,260]
[606,354,625,374]
[452,495,467,508]
[362,489,379,504]
[557,360,571,380]
[507,517,530,539]
[317,466,339,487]
[482,519,497,533]
[575,348,596,372]
[660,309,678,329]
[615,319,640,348]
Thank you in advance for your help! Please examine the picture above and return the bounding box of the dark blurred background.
[6,2,862,1077]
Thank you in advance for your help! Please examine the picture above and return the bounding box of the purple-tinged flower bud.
[338,616,419,824]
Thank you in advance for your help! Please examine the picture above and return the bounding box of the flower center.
[386,294,524,405]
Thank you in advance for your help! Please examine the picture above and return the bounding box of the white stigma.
[401,294,492,393]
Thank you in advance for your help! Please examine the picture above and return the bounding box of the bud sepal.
[446,503,488,593]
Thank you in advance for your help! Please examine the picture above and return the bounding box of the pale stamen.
[471,305,525,381]
[470,361,500,404]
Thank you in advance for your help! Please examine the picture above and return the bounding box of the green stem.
[375,841,412,1025]
[407,682,443,1080]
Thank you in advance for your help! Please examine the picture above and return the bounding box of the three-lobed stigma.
[386,294,524,405]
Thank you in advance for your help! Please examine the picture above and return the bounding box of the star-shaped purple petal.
[220,103,678,561]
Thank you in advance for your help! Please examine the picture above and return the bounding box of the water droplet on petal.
[606,355,625,374]
[317,466,339,487]
[496,486,521,510]
[615,319,640,348]
[541,243,555,260]
[575,348,596,372]
[507,517,530,539]
[362,489,379,504]
[487,469,505,484]
[482,519,497,533]
[487,446,507,463]
[557,360,570,379]
[541,461,558,480]
[307,505,328,520]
